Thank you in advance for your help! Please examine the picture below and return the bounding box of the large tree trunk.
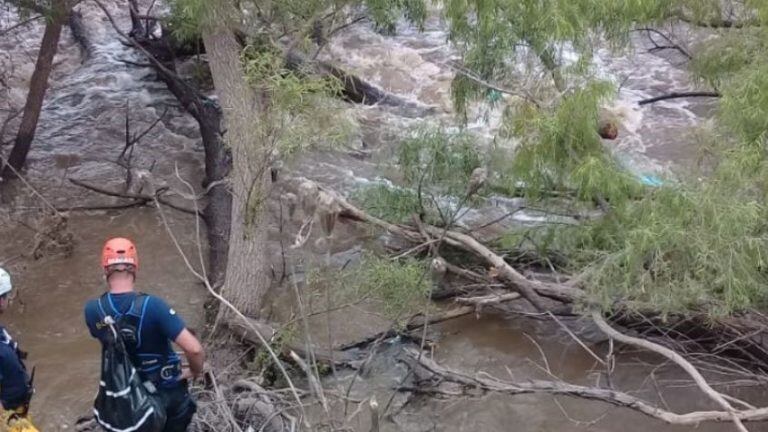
[202,7,271,318]
[2,1,66,178]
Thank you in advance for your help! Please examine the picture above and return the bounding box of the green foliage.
[719,62,768,146]
[350,184,422,223]
[444,0,768,317]
[366,0,427,32]
[502,82,642,202]
[691,29,768,89]
[169,0,427,44]
[398,128,482,193]
[338,255,431,323]
[508,182,768,315]
[239,44,353,156]
[166,0,207,43]
[350,127,487,226]
[444,0,676,111]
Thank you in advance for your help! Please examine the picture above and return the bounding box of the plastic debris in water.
[639,174,664,187]
[486,89,502,103]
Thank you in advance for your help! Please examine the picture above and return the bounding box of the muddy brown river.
[1,1,764,430]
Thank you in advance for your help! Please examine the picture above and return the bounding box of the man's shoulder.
[84,297,107,324]
[139,294,179,317]
[139,293,166,308]
[84,296,103,312]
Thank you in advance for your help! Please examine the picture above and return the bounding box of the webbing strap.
[98,293,147,321]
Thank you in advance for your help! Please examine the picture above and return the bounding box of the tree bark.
[2,0,66,178]
[202,6,271,318]
[102,2,233,288]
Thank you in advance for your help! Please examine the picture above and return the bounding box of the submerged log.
[68,9,93,60]
[399,346,768,426]
[638,91,720,106]
[284,50,435,115]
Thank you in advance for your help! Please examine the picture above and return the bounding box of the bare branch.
[0,14,43,37]
[638,91,720,106]
[592,312,750,432]
[401,347,768,426]
[634,28,692,60]
[447,62,542,108]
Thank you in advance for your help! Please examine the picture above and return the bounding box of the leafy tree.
[1,0,72,179]
[167,0,427,318]
[433,0,768,314]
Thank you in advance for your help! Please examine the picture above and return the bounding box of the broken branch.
[638,92,720,106]
[592,311,749,432]
[401,347,768,426]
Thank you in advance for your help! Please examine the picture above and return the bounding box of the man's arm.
[174,329,205,378]
[151,296,206,379]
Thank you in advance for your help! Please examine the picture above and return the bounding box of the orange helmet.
[101,237,139,271]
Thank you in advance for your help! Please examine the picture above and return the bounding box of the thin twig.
[0,14,43,37]
[152,182,307,421]
[547,312,606,367]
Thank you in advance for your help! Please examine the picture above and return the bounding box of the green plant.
[350,184,422,223]
[332,255,431,325]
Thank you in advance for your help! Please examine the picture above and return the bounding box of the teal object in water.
[487,89,502,103]
[639,174,663,187]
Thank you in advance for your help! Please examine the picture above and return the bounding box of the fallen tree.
[399,343,768,428]
[285,179,768,373]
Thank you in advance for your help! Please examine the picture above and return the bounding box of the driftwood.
[399,346,768,426]
[592,311,750,432]
[69,178,200,216]
[68,9,93,60]
[285,50,435,116]
[638,91,720,106]
[329,186,581,307]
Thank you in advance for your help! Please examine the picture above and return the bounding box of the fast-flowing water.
[0,1,754,431]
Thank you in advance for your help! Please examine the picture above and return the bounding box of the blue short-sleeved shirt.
[0,327,30,409]
[84,292,186,387]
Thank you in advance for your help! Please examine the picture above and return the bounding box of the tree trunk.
[2,1,66,178]
[202,9,271,318]
[122,3,232,289]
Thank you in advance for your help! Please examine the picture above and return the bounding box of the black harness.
[98,293,181,385]
[0,327,34,412]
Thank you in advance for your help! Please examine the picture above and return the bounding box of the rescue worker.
[84,238,205,432]
[0,268,36,432]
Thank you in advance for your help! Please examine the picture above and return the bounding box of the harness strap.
[98,293,147,319]
[127,294,148,318]
[97,293,180,384]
